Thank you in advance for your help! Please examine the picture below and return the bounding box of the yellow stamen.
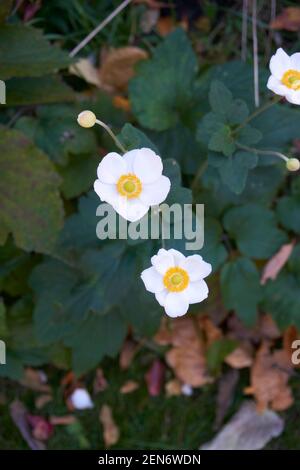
[281,69,300,90]
[117,173,142,199]
[163,267,189,292]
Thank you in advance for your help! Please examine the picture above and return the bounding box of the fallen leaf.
[120,380,139,394]
[99,47,148,92]
[119,339,138,370]
[200,316,222,346]
[113,95,131,112]
[258,314,281,340]
[20,368,51,393]
[261,241,295,285]
[69,58,101,87]
[271,7,300,31]
[201,400,284,450]
[214,369,239,430]
[27,415,54,441]
[165,378,182,397]
[145,359,165,396]
[99,404,120,448]
[156,16,177,36]
[225,344,253,369]
[49,415,77,426]
[244,342,293,412]
[10,400,46,450]
[35,394,53,410]
[93,368,108,394]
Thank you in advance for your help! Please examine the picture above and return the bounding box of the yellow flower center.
[163,267,189,292]
[281,69,300,90]
[116,173,142,199]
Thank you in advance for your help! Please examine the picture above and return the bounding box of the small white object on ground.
[70,388,94,410]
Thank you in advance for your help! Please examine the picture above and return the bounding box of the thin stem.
[233,95,282,134]
[191,159,208,193]
[236,141,289,162]
[252,0,259,107]
[241,0,248,61]
[69,0,133,57]
[95,119,127,154]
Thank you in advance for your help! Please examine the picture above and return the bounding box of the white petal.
[164,292,189,318]
[155,289,168,306]
[139,175,171,206]
[168,249,186,265]
[185,280,209,304]
[290,52,300,70]
[285,90,300,105]
[97,152,126,184]
[133,148,163,184]
[94,180,118,205]
[113,196,149,222]
[151,250,175,275]
[267,75,288,97]
[269,48,291,79]
[70,389,94,410]
[123,149,139,172]
[141,267,164,293]
[179,255,212,281]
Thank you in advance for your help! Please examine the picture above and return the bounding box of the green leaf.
[199,218,227,271]
[118,123,158,153]
[220,257,262,325]
[0,127,64,254]
[237,125,262,145]
[223,203,287,259]
[208,125,236,157]
[277,190,300,234]
[0,24,72,79]
[65,309,127,375]
[6,75,75,106]
[129,29,198,131]
[58,152,98,199]
[209,80,233,118]
[206,338,238,375]
[0,351,23,380]
[15,104,97,165]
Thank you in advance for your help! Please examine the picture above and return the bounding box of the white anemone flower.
[141,248,212,318]
[267,48,300,104]
[94,148,171,222]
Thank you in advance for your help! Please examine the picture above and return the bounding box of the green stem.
[191,159,208,193]
[233,95,282,134]
[95,119,127,154]
[236,141,289,162]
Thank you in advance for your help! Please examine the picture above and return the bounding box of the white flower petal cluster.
[94,148,170,222]
[267,48,300,105]
[141,248,212,318]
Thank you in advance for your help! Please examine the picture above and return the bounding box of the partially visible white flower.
[70,388,94,410]
[141,248,212,318]
[94,148,171,222]
[267,48,300,104]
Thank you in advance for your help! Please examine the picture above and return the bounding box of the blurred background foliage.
[1,0,300,450]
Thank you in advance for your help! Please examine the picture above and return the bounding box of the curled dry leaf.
[120,380,139,394]
[49,415,77,426]
[99,404,120,448]
[69,58,101,87]
[165,378,182,397]
[225,344,253,369]
[99,47,149,92]
[270,7,300,32]
[200,316,222,346]
[244,341,294,412]
[261,241,295,285]
[119,339,139,370]
[145,359,165,396]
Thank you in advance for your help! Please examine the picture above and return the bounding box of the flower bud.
[77,110,96,128]
[69,388,94,410]
[286,158,300,172]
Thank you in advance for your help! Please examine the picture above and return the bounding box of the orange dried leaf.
[20,368,51,393]
[119,339,138,370]
[225,345,253,369]
[99,404,120,448]
[165,378,182,397]
[271,7,300,31]
[120,380,139,394]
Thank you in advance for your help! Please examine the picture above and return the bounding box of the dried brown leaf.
[145,359,165,396]
[120,380,139,394]
[165,378,182,397]
[119,339,138,370]
[35,394,53,410]
[49,415,77,426]
[271,7,300,31]
[20,368,51,393]
[99,404,120,448]
[93,368,108,394]
[225,344,253,369]
[214,369,239,430]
